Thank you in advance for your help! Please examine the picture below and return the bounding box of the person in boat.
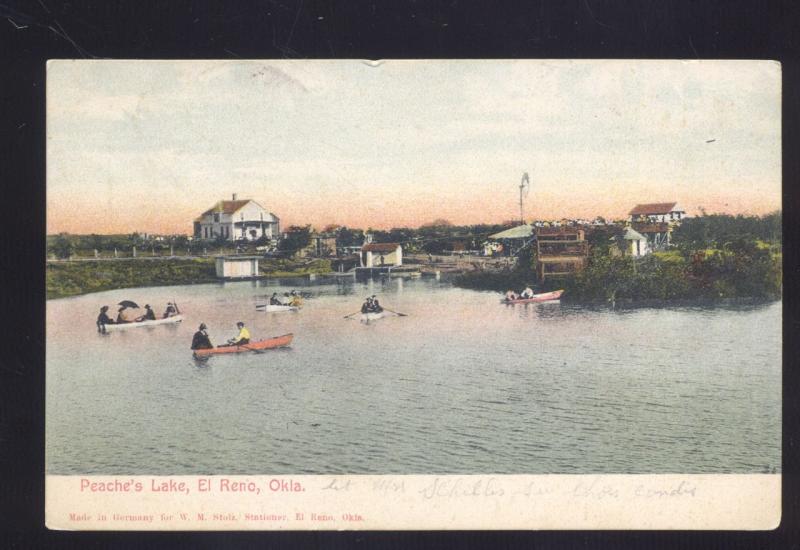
[96,306,114,332]
[520,286,535,299]
[190,323,213,350]
[224,321,251,347]
[136,304,157,322]
[162,302,178,318]
[288,290,303,307]
[370,295,383,313]
[116,306,133,324]
[505,289,518,302]
[269,292,284,306]
[361,297,372,313]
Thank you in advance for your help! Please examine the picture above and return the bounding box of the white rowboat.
[361,311,389,322]
[101,315,184,332]
[255,304,300,312]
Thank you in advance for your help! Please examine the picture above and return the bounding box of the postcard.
[45,59,781,530]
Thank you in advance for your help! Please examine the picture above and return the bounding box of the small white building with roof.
[622,227,650,257]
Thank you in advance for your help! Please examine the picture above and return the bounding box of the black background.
[0,0,798,547]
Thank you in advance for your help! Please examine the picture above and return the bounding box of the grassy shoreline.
[46,258,332,300]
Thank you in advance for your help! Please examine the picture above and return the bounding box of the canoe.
[192,333,294,357]
[101,315,184,332]
[502,290,564,304]
[255,304,300,312]
[361,311,389,322]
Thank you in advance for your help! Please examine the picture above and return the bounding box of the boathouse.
[215,255,260,280]
[535,227,588,282]
[360,243,403,268]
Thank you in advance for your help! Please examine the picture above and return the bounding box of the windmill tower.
[519,172,530,224]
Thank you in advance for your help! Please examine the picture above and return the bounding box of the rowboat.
[192,333,294,358]
[502,290,564,304]
[101,315,184,332]
[361,311,389,322]
[255,304,300,312]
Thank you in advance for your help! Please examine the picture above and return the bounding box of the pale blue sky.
[47,60,781,234]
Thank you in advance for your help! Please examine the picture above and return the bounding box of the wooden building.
[632,222,671,251]
[535,227,588,281]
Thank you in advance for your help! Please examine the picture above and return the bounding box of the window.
[214,213,220,222]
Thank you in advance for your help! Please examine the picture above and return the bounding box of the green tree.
[279,225,313,256]
[51,233,74,259]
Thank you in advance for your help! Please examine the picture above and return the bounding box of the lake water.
[46,277,781,475]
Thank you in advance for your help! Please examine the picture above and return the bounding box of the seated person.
[520,286,534,299]
[190,323,213,350]
[136,304,157,322]
[269,293,284,306]
[162,302,178,318]
[224,322,251,347]
[361,297,372,313]
[116,306,134,323]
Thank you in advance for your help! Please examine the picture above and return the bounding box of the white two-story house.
[629,202,687,224]
[194,195,280,242]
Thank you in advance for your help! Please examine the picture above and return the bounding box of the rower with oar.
[345,295,407,318]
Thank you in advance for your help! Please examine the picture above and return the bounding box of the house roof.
[629,202,680,215]
[362,243,401,252]
[488,224,534,240]
[536,227,583,237]
[632,222,669,233]
[201,200,253,216]
[622,228,647,241]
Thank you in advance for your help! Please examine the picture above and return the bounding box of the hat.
[199,323,207,330]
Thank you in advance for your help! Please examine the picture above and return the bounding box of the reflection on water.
[46,277,781,474]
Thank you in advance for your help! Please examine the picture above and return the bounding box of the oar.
[382,307,407,317]
[343,311,361,319]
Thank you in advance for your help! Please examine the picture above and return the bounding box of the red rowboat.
[502,290,564,304]
[192,333,294,358]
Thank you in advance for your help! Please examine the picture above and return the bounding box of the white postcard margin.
[46,474,780,531]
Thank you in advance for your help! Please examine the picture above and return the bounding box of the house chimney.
[232,193,238,201]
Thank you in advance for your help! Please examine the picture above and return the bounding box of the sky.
[47,60,781,234]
